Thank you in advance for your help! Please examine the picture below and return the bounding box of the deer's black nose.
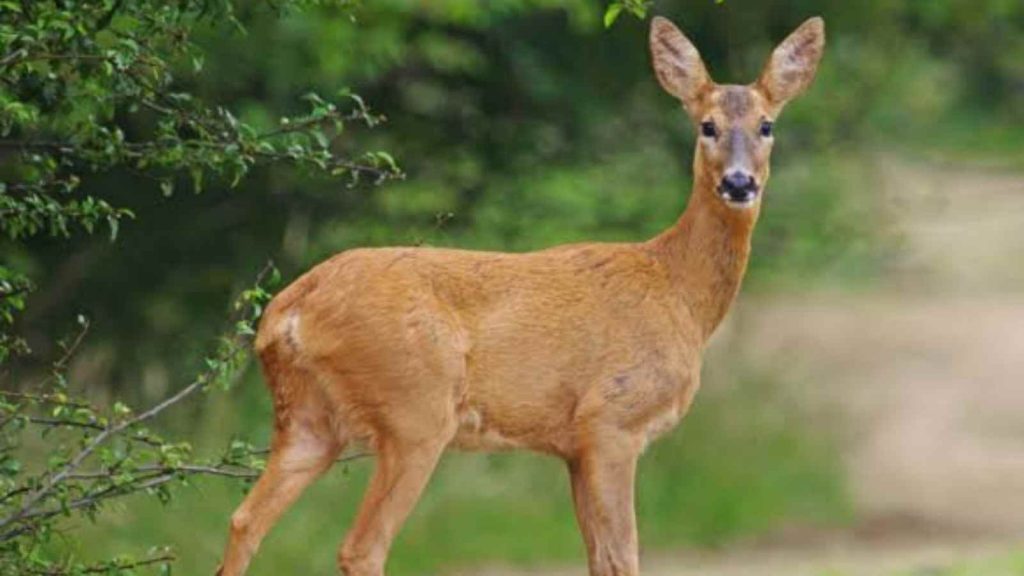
[719,171,759,203]
[721,172,756,193]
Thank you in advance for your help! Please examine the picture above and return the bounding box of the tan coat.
[218,15,825,576]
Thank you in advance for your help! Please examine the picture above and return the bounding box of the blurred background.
[10,0,1024,574]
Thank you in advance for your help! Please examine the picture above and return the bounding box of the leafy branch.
[0,264,275,573]
[0,1,391,572]
[603,0,651,28]
[603,0,727,28]
[0,0,402,244]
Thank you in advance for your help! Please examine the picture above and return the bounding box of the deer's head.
[650,16,825,210]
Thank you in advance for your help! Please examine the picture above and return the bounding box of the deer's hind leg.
[335,310,465,575]
[217,350,344,576]
[335,373,460,576]
[336,422,453,576]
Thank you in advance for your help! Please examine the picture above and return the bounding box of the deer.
[217,14,825,576]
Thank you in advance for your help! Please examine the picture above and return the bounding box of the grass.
[908,551,1024,576]
[60,354,850,575]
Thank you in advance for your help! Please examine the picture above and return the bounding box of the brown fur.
[217,15,825,576]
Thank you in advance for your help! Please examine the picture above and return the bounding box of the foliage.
[0,0,395,572]
[19,0,1023,388]
[0,0,400,358]
[602,0,651,28]
[0,267,273,575]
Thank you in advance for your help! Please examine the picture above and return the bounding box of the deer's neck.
[651,173,758,341]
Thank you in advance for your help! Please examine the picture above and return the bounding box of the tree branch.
[0,265,274,533]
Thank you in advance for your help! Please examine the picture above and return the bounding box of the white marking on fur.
[283,311,302,350]
[454,407,523,450]
[475,429,523,450]
[459,408,483,433]
[644,402,682,447]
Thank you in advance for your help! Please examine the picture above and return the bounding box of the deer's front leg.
[567,439,641,576]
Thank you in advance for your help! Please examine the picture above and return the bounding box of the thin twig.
[25,552,175,575]
[0,321,92,433]
[23,417,165,447]
[51,319,90,373]
[2,450,371,539]
[0,137,395,180]
[66,451,371,482]
[0,391,90,410]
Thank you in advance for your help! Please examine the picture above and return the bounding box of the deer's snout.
[718,171,759,205]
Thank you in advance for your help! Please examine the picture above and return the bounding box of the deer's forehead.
[701,86,768,121]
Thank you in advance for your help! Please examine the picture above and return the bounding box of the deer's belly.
[448,402,574,455]
[451,413,518,451]
[450,406,528,451]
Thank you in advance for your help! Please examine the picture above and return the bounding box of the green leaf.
[107,215,119,242]
[604,4,624,28]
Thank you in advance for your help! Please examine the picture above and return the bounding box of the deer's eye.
[760,120,774,138]
[700,121,718,139]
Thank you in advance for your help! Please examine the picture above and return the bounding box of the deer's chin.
[719,190,759,209]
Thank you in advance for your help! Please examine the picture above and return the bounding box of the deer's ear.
[757,17,825,109]
[650,16,711,115]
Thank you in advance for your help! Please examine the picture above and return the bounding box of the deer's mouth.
[718,171,761,208]
[718,187,759,208]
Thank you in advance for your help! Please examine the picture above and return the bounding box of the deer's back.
[255,243,703,456]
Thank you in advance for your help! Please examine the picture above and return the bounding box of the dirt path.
[735,157,1024,533]
[497,157,1024,575]
[735,293,1024,533]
